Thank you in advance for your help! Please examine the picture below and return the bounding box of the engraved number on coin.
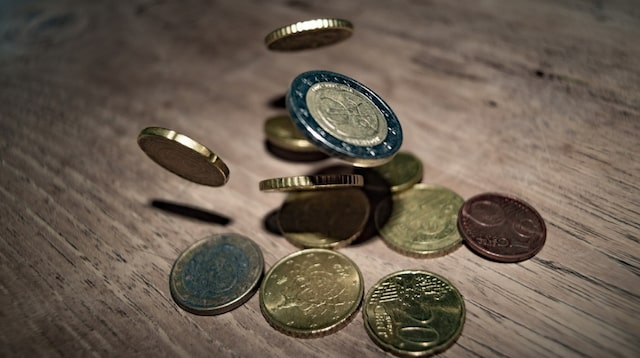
[306,82,387,147]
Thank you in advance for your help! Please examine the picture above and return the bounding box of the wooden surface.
[1,0,639,356]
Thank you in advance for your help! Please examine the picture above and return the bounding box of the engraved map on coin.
[364,271,465,356]
[306,82,387,147]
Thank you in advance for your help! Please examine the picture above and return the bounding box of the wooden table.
[1,0,638,356]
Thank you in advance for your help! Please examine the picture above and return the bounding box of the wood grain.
[1,0,638,356]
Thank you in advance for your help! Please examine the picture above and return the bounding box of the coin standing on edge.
[260,249,364,337]
[264,115,320,153]
[369,151,423,193]
[376,184,464,257]
[363,270,465,357]
[137,127,229,186]
[265,18,353,51]
[287,70,403,167]
[259,174,364,192]
[278,188,370,249]
[458,193,546,262]
[170,233,264,315]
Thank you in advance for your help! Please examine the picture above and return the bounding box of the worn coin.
[137,127,229,186]
[376,184,464,257]
[369,151,423,193]
[287,70,403,167]
[363,270,465,357]
[458,192,546,262]
[278,188,369,248]
[170,233,264,315]
[260,249,364,337]
[259,174,364,192]
[265,18,353,51]
[264,115,320,153]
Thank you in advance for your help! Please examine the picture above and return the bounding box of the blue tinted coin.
[170,233,264,315]
[287,70,403,167]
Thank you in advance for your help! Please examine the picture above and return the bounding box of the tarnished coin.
[287,70,403,167]
[137,127,229,186]
[364,270,465,357]
[265,18,353,51]
[170,233,264,315]
[259,174,364,192]
[260,249,363,337]
[264,115,319,153]
[376,184,464,257]
[278,188,369,248]
[458,193,546,262]
[369,151,423,193]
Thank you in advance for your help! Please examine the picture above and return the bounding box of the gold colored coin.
[371,151,423,193]
[265,18,353,51]
[363,270,465,357]
[137,127,229,186]
[278,188,369,248]
[260,249,364,337]
[259,174,364,192]
[264,115,319,153]
[375,184,464,257]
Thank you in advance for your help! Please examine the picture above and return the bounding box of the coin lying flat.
[278,188,370,248]
[137,127,229,186]
[369,151,423,193]
[458,193,546,262]
[265,18,353,51]
[264,115,319,153]
[376,184,464,257]
[260,249,363,337]
[364,270,465,357]
[259,174,364,192]
[170,233,264,315]
[287,70,403,167]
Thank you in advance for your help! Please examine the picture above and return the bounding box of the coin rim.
[259,174,364,192]
[259,248,364,337]
[137,126,230,186]
[458,192,547,262]
[286,70,403,166]
[375,183,464,257]
[363,270,466,357]
[169,233,264,315]
[264,18,353,51]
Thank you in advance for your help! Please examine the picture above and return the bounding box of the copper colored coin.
[458,193,546,262]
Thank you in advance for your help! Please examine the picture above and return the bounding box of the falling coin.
[259,174,364,192]
[260,249,364,337]
[458,192,546,262]
[287,70,403,167]
[264,115,320,153]
[367,151,423,193]
[170,233,264,315]
[376,184,464,257]
[137,127,229,186]
[363,270,465,357]
[265,18,353,51]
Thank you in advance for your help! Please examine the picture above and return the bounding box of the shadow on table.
[267,93,287,109]
[150,200,232,226]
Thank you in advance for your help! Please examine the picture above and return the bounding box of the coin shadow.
[264,140,329,162]
[262,207,282,236]
[267,93,287,109]
[150,200,232,226]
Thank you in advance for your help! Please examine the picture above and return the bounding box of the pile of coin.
[135,18,547,357]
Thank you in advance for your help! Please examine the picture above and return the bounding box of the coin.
[264,115,320,153]
[369,151,423,193]
[169,233,264,315]
[260,249,363,337]
[278,188,369,248]
[287,70,403,167]
[137,127,229,186]
[363,270,465,357]
[458,193,546,262]
[265,18,353,51]
[376,184,464,257]
[259,174,364,192]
